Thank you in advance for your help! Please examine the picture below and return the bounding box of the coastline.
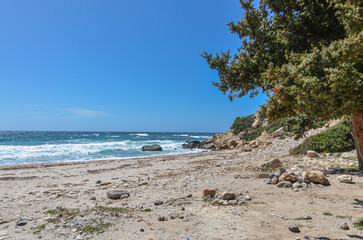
[0,135,362,240]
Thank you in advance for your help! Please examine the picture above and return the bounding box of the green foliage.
[202,0,363,138]
[230,114,254,135]
[241,118,286,141]
[93,205,131,213]
[290,124,355,154]
[31,224,46,235]
[80,221,112,234]
[353,218,363,229]
[45,207,80,222]
[323,212,333,216]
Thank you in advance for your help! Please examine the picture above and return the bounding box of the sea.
[0,131,215,165]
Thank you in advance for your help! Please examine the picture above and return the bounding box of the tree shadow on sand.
[303,235,363,240]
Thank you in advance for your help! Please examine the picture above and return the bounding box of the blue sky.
[0,0,266,132]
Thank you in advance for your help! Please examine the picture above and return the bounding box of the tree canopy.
[202,0,362,138]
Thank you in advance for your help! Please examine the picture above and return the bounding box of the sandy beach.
[0,135,362,240]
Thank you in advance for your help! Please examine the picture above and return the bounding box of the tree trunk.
[351,112,363,173]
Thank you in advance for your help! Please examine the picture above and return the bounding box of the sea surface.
[0,131,215,165]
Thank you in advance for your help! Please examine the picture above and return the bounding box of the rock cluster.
[264,169,330,189]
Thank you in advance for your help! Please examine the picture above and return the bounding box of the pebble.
[244,196,252,201]
[203,189,217,197]
[340,223,349,230]
[90,196,96,200]
[154,200,163,206]
[158,216,166,221]
[276,181,292,188]
[96,180,102,184]
[16,221,27,227]
[221,192,236,200]
[75,235,84,240]
[288,225,300,233]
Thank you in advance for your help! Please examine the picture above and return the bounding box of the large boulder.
[142,145,163,151]
[272,127,285,138]
[182,141,201,149]
[307,151,318,158]
[307,170,329,185]
[260,158,282,169]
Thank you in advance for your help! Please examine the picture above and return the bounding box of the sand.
[0,137,362,240]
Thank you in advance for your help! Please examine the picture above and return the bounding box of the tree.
[202,0,363,172]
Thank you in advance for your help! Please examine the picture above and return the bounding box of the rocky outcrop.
[142,145,163,151]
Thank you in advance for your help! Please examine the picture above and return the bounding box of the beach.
[0,135,362,240]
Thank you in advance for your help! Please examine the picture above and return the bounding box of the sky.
[0,0,266,133]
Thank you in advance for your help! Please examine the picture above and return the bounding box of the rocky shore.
[0,129,362,240]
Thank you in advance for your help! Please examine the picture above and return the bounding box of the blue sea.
[0,131,215,165]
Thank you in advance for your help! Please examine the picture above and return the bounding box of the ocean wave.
[173,134,188,137]
[190,135,211,139]
[130,133,149,137]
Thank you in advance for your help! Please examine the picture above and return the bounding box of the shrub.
[290,124,355,155]
[230,114,254,135]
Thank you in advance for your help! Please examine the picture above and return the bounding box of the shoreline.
[0,150,208,171]
[0,135,362,240]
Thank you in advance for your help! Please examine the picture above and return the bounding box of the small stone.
[16,221,27,227]
[140,228,145,232]
[100,182,111,186]
[337,175,353,183]
[300,215,312,220]
[90,196,96,200]
[244,195,252,201]
[221,192,236,200]
[229,200,238,204]
[158,216,166,221]
[180,207,185,211]
[186,194,192,198]
[288,225,300,233]
[276,181,292,188]
[154,200,163,206]
[292,182,304,189]
[340,223,349,230]
[203,189,217,197]
[307,151,318,158]
[96,180,102,184]
[264,178,272,184]
[76,235,84,240]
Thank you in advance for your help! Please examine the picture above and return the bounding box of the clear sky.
[0,0,266,132]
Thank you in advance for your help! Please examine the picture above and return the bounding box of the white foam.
[130,133,149,137]
[173,134,188,136]
[190,135,211,139]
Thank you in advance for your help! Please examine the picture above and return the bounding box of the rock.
[279,173,297,183]
[307,151,318,158]
[307,170,329,185]
[100,182,111,186]
[182,141,201,149]
[257,173,270,178]
[158,216,166,221]
[218,144,229,150]
[90,196,96,200]
[337,175,353,183]
[96,180,102,184]
[288,225,300,233]
[296,171,308,183]
[244,195,252,201]
[264,178,272,184]
[269,173,280,179]
[341,152,353,159]
[203,189,217,197]
[221,192,236,200]
[340,223,349,230]
[200,142,216,150]
[16,221,27,227]
[292,182,304,189]
[106,190,130,199]
[271,176,279,185]
[76,235,84,240]
[260,158,282,169]
[299,215,312,220]
[252,118,262,129]
[142,145,162,151]
[272,127,285,138]
[154,200,163,206]
[276,181,292,188]
[228,139,238,148]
